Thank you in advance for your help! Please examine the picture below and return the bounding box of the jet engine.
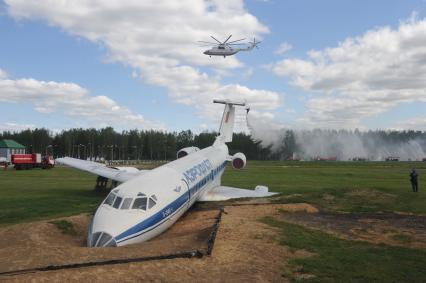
[177,147,200,159]
[231,152,246,169]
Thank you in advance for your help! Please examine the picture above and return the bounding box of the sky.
[1,0,426,133]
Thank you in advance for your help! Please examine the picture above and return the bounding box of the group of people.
[95,175,119,191]
[95,176,109,191]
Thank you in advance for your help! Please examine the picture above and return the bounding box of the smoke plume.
[247,114,426,161]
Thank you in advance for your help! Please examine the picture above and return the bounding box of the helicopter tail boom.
[237,38,260,52]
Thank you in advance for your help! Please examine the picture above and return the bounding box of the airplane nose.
[203,51,208,55]
[88,204,120,247]
[89,231,116,247]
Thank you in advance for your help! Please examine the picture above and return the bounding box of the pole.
[88,143,91,161]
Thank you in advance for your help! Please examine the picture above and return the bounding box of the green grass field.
[0,166,102,225]
[0,161,425,282]
[263,216,426,283]
[224,161,426,214]
[0,161,425,225]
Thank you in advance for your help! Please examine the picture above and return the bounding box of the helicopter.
[198,35,260,58]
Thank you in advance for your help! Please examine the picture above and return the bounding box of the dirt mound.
[0,209,219,273]
[0,203,314,282]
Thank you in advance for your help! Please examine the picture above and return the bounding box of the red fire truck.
[11,154,55,170]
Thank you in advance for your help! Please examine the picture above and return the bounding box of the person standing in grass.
[410,169,418,192]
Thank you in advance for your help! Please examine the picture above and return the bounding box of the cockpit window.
[120,198,133,210]
[104,193,116,206]
[148,196,157,209]
[113,196,122,209]
[132,197,147,210]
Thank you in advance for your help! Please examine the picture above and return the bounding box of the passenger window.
[113,196,122,209]
[132,197,147,210]
[148,197,156,209]
[104,193,116,206]
[120,198,133,210]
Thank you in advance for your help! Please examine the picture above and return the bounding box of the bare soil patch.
[0,203,316,282]
[280,211,426,249]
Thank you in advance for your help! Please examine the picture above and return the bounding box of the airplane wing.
[198,185,278,201]
[56,157,146,183]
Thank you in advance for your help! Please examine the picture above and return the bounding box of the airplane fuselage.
[88,142,229,247]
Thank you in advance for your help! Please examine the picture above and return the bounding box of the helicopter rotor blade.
[197,41,217,46]
[210,36,222,44]
[227,38,245,44]
[197,41,217,44]
[222,34,233,44]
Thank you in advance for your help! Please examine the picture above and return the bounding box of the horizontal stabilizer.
[213,99,246,106]
[198,185,278,201]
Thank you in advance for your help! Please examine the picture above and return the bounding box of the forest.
[0,127,269,160]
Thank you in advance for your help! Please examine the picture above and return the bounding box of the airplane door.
[179,179,191,206]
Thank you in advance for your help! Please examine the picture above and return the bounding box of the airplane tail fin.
[214,99,247,143]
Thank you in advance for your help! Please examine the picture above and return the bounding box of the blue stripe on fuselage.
[189,161,226,197]
[115,161,228,243]
[115,192,189,242]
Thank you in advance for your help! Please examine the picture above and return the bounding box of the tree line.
[0,127,269,160]
[1,127,425,161]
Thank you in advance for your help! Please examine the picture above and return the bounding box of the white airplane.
[199,35,260,58]
[57,100,276,248]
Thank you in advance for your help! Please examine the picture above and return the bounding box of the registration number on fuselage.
[162,207,174,218]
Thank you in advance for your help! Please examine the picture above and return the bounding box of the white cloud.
[0,72,165,130]
[0,122,36,132]
[131,70,138,78]
[274,42,292,55]
[5,0,281,127]
[271,17,426,128]
[393,117,426,130]
[0,69,8,79]
[241,67,254,80]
